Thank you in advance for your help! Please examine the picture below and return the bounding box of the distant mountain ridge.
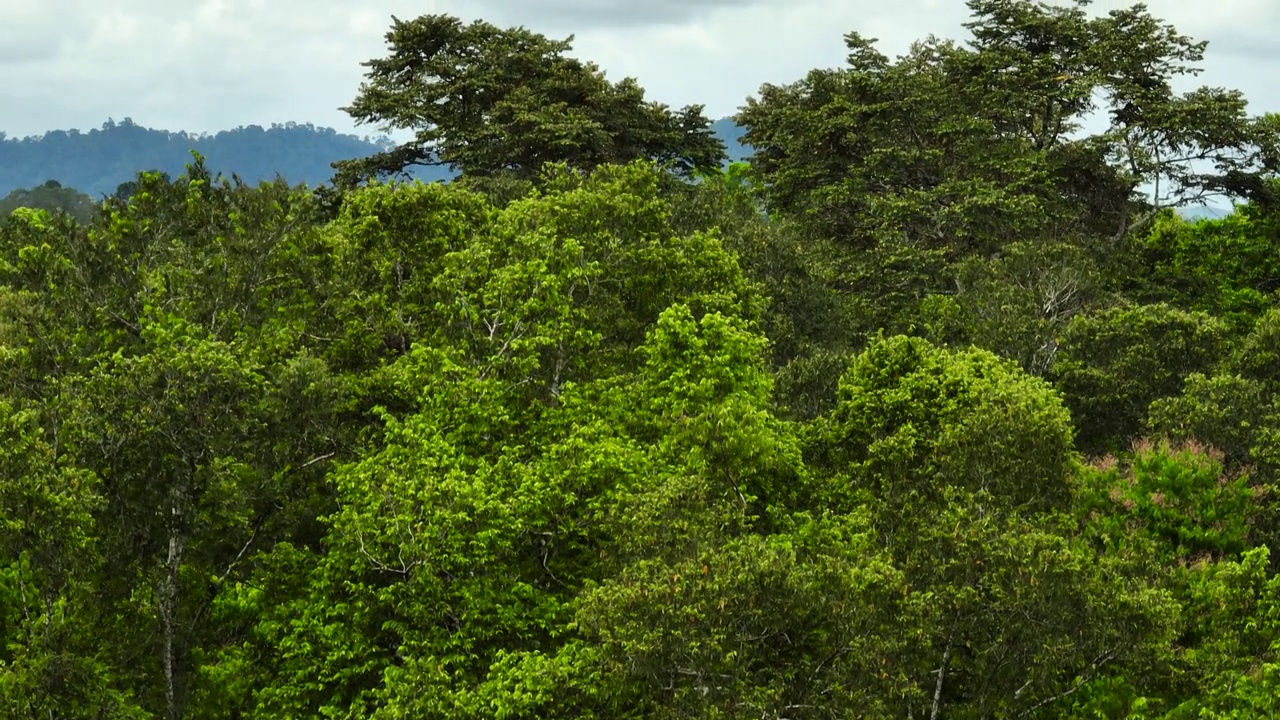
[0,117,1232,220]
[712,117,751,163]
[0,118,438,198]
[0,117,752,199]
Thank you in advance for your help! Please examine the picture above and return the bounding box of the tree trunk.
[930,637,954,720]
[158,509,186,720]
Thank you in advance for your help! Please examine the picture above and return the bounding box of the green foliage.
[737,0,1278,343]
[579,512,911,720]
[1146,368,1280,568]
[4,3,1280,718]
[573,306,903,719]
[323,161,763,423]
[668,160,853,417]
[334,15,725,186]
[0,404,148,719]
[809,336,1175,718]
[1148,373,1276,471]
[1132,209,1280,332]
[0,403,100,597]
[1052,303,1228,455]
[813,334,1077,520]
[738,30,1066,258]
[1078,439,1257,562]
[1161,547,1280,719]
[1229,304,1280,389]
[322,178,491,371]
[926,241,1103,375]
[0,181,98,225]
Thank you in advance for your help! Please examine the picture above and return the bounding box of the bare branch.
[1016,650,1116,719]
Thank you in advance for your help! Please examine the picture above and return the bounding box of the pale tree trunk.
[930,636,954,720]
[158,499,187,720]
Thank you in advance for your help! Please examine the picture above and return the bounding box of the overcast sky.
[1,0,1277,139]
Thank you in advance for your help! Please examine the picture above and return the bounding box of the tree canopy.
[4,2,1280,718]
[332,15,727,187]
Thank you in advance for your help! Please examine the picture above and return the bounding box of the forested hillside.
[0,180,98,225]
[0,119,451,198]
[0,118,752,201]
[3,2,1280,719]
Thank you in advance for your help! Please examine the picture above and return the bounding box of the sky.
[1,0,1278,140]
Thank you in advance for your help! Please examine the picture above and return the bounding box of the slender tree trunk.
[158,510,186,720]
[930,637,954,720]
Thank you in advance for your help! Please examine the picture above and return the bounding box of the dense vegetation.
[0,180,98,225]
[3,1,1280,718]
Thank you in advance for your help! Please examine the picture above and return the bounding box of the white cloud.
[0,0,1276,139]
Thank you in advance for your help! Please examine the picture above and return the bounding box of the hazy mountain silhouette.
[0,118,451,198]
[0,116,755,199]
[0,117,1232,220]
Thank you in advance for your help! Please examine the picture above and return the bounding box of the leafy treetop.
[333,14,727,187]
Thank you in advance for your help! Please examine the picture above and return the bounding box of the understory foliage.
[3,1,1280,718]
